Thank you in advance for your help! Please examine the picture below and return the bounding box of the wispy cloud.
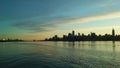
[13,21,59,33]
[63,12,120,24]
[13,12,120,33]
[75,25,120,32]
[12,15,74,33]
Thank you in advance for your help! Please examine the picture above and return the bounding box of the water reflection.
[1,42,6,48]
[78,41,81,48]
[61,41,76,48]
[112,41,116,60]
[1,41,120,68]
[54,41,58,46]
[90,41,96,49]
[81,41,84,48]
[53,41,117,63]
[68,42,75,48]
[62,42,68,48]
[112,41,115,47]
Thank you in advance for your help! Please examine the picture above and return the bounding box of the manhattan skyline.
[0,0,120,40]
[45,29,120,41]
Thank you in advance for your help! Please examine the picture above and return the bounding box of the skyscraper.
[71,30,75,41]
[112,28,115,36]
[72,30,75,37]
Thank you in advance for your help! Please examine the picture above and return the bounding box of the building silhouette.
[0,38,23,42]
[112,28,115,37]
[44,28,120,41]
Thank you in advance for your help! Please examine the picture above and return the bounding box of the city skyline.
[45,28,120,41]
[0,0,120,40]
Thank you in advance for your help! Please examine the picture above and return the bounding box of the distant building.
[72,30,75,41]
[68,33,72,37]
[78,33,80,36]
[112,28,115,36]
[72,30,75,37]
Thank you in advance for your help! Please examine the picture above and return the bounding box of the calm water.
[0,41,120,68]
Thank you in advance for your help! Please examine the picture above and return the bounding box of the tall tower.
[112,28,115,36]
[72,30,75,37]
[78,33,80,36]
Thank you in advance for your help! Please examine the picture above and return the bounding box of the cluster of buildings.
[45,29,120,41]
[0,39,23,42]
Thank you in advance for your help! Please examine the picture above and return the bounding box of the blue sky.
[0,0,120,40]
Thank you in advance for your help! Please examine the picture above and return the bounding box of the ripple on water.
[1,41,120,68]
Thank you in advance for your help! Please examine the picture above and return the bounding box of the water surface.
[0,41,120,68]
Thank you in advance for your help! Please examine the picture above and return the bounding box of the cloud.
[12,15,74,33]
[13,21,59,33]
[62,12,120,24]
[13,12,120,33]
[75,25,119,32]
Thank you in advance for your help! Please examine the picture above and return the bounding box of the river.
[0,41,120,68]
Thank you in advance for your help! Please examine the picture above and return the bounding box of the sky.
[0,0,120,40]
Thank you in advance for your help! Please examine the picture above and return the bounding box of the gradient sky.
[0,0,120,40]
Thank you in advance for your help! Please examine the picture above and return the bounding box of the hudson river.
[0,41,120,68]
